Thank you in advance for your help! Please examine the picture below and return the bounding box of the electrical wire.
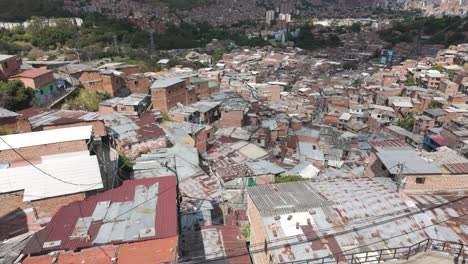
[0,136,103,186]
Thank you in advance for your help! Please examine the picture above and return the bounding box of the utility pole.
[396,162,404,192]
[149,31,155,55]
[113,33,120,55]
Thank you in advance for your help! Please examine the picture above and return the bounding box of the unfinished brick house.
[150,75,197,112]
[0,54,21,80]
[59,64,126,97]
[0,126,103,240]
[17,108,107,138]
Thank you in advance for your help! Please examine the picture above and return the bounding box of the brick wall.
[404,174,468,193]
[79,71,103,91]
[0,191,86,239]
[32,192,86,219]
[151,81,187,112]
[38,121,107,137]
[0,57,21,79]
[0,140,89,163]
[0,116,19,133]
[220,111,245,128]
[99,105,117,116]
[126,76,150,94]
[247,195,269,264]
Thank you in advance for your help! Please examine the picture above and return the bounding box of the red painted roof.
[57,245,117,264]
[22,255,55,264]
[11,68,52,79]
[23,177,177,255]
[429,134,449,146]
[117,237,178,264]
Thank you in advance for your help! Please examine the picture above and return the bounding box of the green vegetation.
[0,15,269,68]
[379,16,467,46]
[241,224,250,240]
[0,80,34,111]
[431,65,444,72]
[428,100,441,109]
[213,48,226,62]
[405,76,416,86]
[61,89,111,112]
[275,175,306,183]
[397,114,416,131]
[161,111,171,122]
[349,22,362,33]
[296,24,341,51]
[0,127,12,136]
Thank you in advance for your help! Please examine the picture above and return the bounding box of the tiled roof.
[11,69,52,79]
[23,177,177,255]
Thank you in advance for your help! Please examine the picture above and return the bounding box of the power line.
[0,137,103,186]
[187,213,468,264]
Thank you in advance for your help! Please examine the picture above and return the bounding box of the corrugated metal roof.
[0,126,92,151]
[369,140,413,151]
[23,177,177,255]
[27,110,102,129]
[443,162,468,174]
[376,150,442,175]
[0,107,19,118]
[0,152,103,201]
[248,181,332,216]
[0,232,32,264]
[254,178,467,264]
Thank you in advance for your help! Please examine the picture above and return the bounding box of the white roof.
[0,152,103,201]
[339,113,352,121]
[157,59,170,64]
[0,126,92,151]
[393,101,413,108]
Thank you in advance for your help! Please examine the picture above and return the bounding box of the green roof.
[208,81,219,88]
[189,76,209,84]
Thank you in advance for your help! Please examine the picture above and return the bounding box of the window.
[135,80,139,85]
[3,62,8,69]
[416,177,425,184]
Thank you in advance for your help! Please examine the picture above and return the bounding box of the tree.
[349,22,361,33]
[213,48,225,62]
[428,100,441,109]
[397,114,416,131]
[405,76,416,86]
[0,80,34,111]
[62,89,111,111]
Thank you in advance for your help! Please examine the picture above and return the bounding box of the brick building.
[367,141,468,194]
[125,73,151,94]
[0,107,32,134]
[0,126,94,163]
[99,93,151,117]
[150,76,196,112]
[218,99,250,128]
[9,69,58,99]
[59,64,126,97]
[18,108,107,137]
[0,151,103,240]
[0,54,21,80]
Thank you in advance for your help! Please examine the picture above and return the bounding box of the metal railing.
[281,239,466,264]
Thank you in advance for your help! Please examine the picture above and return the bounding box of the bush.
[62,89,111,112]
[0,80,34,111]
[275,175,306,183]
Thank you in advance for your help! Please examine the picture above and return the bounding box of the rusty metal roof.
[443,162,468,174]
[23,177,177,255]
[369,140,413,151]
